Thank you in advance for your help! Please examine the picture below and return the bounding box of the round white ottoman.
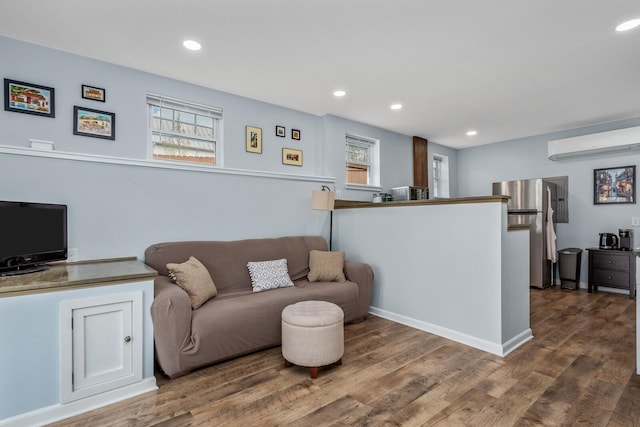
[281,300,344,378]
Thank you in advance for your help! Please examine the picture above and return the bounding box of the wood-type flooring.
[50,287,640,426]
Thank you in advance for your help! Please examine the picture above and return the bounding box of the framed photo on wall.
[291,129,301,140]
[282,148,302,166]
[81,85,106,102]
[4,79,55,118]
[275,125,285,137]
[73,106,116,140]
[246,126,262,153]
[594,165,635,204]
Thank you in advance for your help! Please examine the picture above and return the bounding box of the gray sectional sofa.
[145,235,374,378]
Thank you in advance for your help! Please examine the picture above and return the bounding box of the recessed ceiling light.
[333,90,346,97]
[466,130,478,136]
[616,18,640,32]
[183,40,202,51]
[390,104,403,110]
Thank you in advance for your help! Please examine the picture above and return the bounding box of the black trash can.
[557,248,582,290]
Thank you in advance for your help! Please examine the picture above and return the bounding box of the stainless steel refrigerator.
[492,179,558,288]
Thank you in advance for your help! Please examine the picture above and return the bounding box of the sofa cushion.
[308,250,346,282]
[247,258,294,292]
[166,256,217,309]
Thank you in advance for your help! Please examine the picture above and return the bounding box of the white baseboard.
[0,377,157,427]
[368,307,532,357]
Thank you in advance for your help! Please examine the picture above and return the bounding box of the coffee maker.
[619,229,633,251]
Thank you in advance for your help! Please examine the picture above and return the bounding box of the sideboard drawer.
[592,254,630,271]
[592,269,631,288]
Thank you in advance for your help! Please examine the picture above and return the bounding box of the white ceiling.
[1,0,639,149]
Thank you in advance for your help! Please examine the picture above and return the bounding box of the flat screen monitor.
[0,200,68,276]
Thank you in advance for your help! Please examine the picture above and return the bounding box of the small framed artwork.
[4,78,55,118]
[594,165,635,205]
[282,148,303,166]
[246,126,262,153]
[73,106,116,140]
[81,84,106,102]
[276,125,285,137]
[292,129,301,140]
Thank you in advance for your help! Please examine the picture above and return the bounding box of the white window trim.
[146,93,224,167]
[345,132,380,188]
[432,154,450,198]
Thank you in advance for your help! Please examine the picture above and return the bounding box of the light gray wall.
[322,114,414,201]
[457,117,640,285]
[0,36,421,261]
[0,36,322,174]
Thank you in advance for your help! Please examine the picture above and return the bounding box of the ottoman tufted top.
[282,300,344,327]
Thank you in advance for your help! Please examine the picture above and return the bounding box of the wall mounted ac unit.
[548,126,640,160]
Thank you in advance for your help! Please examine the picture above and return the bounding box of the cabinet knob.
[608,260,612,264]
[607,276,612,280]
[124,336,131,343]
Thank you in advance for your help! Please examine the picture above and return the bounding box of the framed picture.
[4,79,55,118]
[282,148,302,166]
[73,106,116,140]
[594,165,635,205]
[81,85,105,102]
[276,125,285,137]
[246,126,262,153]
[292,129,301,140]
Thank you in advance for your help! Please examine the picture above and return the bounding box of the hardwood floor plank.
[48,288,640,427]
[608,372,640,426]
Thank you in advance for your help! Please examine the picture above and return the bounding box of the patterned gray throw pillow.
[247,258,294,292]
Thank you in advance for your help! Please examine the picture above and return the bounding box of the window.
[432,154,450,197]
[345,133,379,186]
[147,94,222,166]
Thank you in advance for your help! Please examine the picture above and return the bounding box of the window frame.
[146,93,223,167]
[432,154,450,198]
[345,133,380,190]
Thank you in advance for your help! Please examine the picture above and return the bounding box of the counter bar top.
[0,257,157,297]
[334,196,526,231]
[334,195,509,210]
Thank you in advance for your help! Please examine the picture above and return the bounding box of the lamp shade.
[311,190,336,211]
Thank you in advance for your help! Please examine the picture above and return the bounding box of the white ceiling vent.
[548,126,640,160]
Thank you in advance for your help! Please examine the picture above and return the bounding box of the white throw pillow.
[247,258,294,293]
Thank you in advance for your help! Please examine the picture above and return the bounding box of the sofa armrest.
[150,276,194,377]
[344,260,374,319]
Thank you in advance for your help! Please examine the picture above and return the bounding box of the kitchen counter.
[335,196,527,231]
[334,195,509,209]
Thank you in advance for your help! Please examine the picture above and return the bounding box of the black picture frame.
[276,125,285,137]
[292,129,301,140]
[594,165,635,205]
[4,78,55,118]
[81,84,106,102]
[73,106,116,140]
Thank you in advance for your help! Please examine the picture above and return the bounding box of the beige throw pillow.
[166,256,217,309]
[308,250,346,282]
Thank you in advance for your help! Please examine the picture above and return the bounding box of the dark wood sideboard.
[587,248,636,299]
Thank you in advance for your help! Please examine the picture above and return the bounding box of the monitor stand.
[0,264,49,277]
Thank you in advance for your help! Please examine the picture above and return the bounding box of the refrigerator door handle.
[508,210,539,215]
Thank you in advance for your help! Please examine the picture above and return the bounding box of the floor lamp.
[311,186,336,250]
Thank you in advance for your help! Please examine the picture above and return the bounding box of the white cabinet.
[0,258,156,425]
[60,292,143,403]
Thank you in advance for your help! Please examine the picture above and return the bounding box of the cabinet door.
[60,292,142,403]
